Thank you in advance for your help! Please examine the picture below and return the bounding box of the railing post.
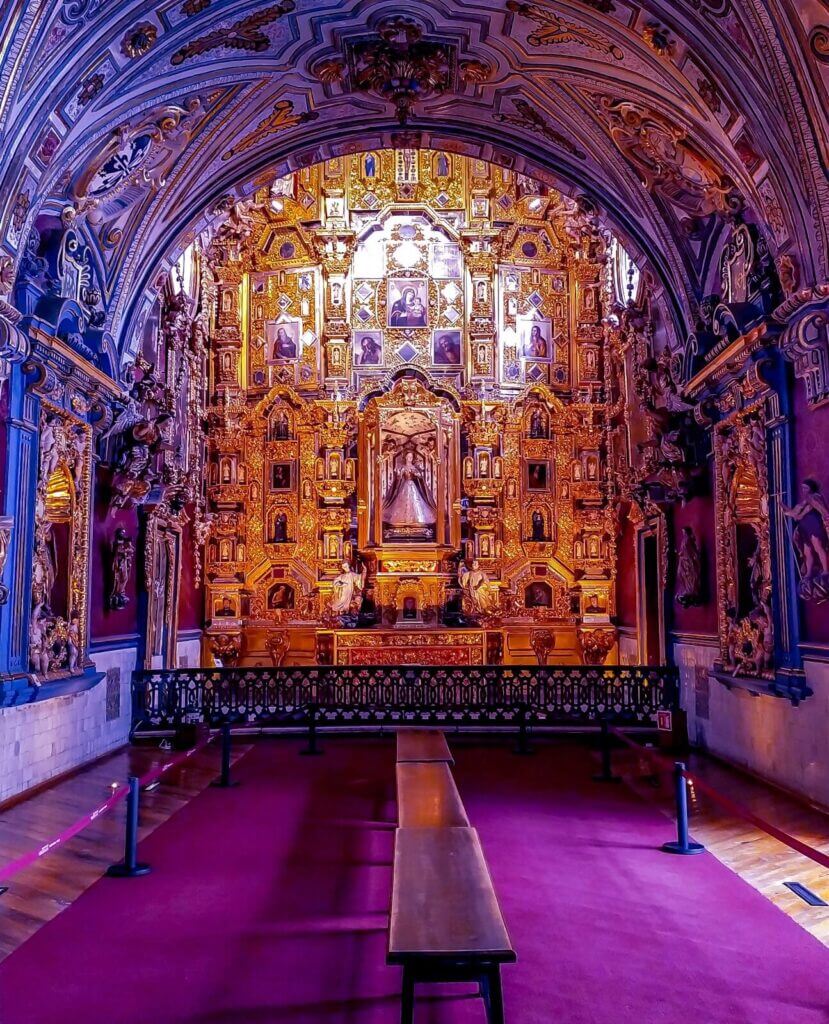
[107,776,151,877]
[592,719,622,783]
[513,701,533,756]
[301,701,323,756]
[661,762,705,855]
[211,723,238,788]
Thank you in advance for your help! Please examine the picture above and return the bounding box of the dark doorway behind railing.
[131,664,679,736]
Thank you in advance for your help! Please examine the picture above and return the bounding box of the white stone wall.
[176,634,202,669]
[675,637,829,809]
[0,645,136,804]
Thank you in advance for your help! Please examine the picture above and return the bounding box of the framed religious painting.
[265,320,301,363]
[353,331,384,367]
[526,460,550,492]
[388,279,429,328]
[270,461,294,491]
[518,317,553,363]
[432,330,462,366]
[429,242,462,280]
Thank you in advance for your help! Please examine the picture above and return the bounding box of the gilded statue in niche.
[782,478,829,603]
[459,560,500,619]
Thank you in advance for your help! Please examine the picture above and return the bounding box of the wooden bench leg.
[400,965,415,1024]
[484,966,505,1024]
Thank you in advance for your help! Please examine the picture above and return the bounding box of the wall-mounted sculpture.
[782,479,829,604]
[675,526,703,607]
[109,528,135,610]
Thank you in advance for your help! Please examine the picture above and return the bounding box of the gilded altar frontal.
[203,150,615,666]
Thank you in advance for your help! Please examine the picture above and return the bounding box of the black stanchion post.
[107,776,151,877]
[661,762,705,855]
[212,723,238,788]
[301,701,323,756]
[513,702,533,756]
[593,719,622,783]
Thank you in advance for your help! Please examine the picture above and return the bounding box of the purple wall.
[177,508,204,632]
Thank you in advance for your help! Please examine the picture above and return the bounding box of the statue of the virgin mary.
[383,450,436,539]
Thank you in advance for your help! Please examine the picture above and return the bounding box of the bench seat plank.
[388,827,515,964]
[396,762,470,828]
[396,730,454,765]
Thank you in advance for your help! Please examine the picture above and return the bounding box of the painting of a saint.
[435,152,450,177]
[364,153,376,178]
[520,320,552,362]
[388,281,428,327]
[269,584,294,609]
[266,321,299,362]
[526,582,552,608]
[432,331,462,366]
[271,462,292,491]
[429,243,462,279]
[354,331,383,366]
[527,462,549,491]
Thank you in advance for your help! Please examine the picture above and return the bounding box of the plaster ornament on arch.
[506,1,623,60]
[70,98,205,228]
[222,100,319,161]
[599,98,742,219]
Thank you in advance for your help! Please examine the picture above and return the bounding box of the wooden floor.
[618,742,829,947]
[0,735,828,961]
[0,740,247,962]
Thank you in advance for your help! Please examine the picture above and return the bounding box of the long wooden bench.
[388,826,516,1024]
[389,730,515,1021]
[396,729,454,765]
[396,762,470,828]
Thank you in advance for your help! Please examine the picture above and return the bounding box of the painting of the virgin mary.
[388,281,428,327]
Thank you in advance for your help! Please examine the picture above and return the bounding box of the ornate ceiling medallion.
[313,17,491,125]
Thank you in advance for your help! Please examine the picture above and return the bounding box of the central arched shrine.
[199,149,616,666]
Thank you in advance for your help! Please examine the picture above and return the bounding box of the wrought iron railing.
[131,664,679,734]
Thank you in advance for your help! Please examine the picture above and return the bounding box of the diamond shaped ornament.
[278,294,291,310]
[355,282,373,302]
[444,307,460,324]
[528,291,544,308]
[357,307,372,322]
[442,282,461,303]
[396,342,418,362]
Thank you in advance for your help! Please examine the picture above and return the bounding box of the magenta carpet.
[1,738,827,1023]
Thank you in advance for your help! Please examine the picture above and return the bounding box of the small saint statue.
[675,526,702,607]
[459,560,500,619]
[782,478,829,602]
[531,510,546,542]
[328,561,366,619]
[109,527,135,610]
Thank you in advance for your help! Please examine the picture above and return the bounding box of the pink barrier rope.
[0,786,128,882]
[610,727,829,871]
[0,733,217,884]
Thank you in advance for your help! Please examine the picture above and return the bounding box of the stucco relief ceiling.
[0,0,827,363]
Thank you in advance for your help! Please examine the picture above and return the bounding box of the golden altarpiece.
[201,151,616,666]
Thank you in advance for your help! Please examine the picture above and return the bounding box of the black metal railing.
[131,664,679,734]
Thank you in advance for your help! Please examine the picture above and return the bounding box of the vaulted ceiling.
[0,0,827,368]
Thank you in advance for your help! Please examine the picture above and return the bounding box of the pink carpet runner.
[1,738,827,1022]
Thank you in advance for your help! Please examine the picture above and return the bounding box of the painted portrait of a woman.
[389,282,428,327]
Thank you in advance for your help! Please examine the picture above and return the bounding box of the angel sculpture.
[328,560,366,618]
[459,560,500,618]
